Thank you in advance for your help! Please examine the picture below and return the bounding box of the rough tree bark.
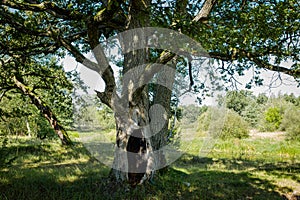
[99,0,217,185]
[109,0,153,185]
[150,60,177,171]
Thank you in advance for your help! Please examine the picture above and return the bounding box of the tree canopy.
[0,16,75,143]
[1,0,299,109]
[1,0,299,79]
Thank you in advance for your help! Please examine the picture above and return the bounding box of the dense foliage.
[281,106,300,140]
[188,91,300,140]
[0,56,75,141]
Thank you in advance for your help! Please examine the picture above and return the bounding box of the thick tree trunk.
[110,64,176,185]
[150,61,176,171]
[111,103,154,185]
[108,0,154,185]
[12,76,72,145]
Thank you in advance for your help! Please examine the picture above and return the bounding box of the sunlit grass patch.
[1,130,300,199]
[0,136,111,200]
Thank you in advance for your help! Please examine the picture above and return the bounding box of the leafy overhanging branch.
[1,0,218,109]
[248,56,300,78]
[12,75,72,145]
[57,37,97,70]
[1,0,84,20]
[2,0,299,111]
[56,24,117,107]
[58,35,116,94]
[0,52,74,144]
[209,49,300,78]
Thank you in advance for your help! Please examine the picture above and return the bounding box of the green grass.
[0,130,299,199]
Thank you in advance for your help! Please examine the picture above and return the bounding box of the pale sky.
[62,55,300,106]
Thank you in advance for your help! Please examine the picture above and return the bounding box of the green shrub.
[265,107,282,129]
[197,108,249,139]
[281,107,300,140]
[68,131,80,138]
[219,109,249,140]
[259,106,283,132]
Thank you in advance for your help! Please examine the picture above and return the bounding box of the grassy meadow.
[0,126,300,200]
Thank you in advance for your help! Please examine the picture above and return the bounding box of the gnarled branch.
[209,50,300,78]
[1,0,84,20]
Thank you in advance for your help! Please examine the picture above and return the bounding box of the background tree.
[218,90,255,115]
[1,0,299,185]
[256,93,268,105]
[181,104,203,124]
[73,94,115,131]
[0,6,81,144]
[281,106,300,140]
[217,90,263,127]
[283,93,300,107]
[241,101,262,128]
[0,56,74,144]
[0,27,75,144]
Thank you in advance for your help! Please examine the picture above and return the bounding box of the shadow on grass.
[0,139,296,200]
[0,165,108,200]
[178,154,300,184]
[0,165,288,200]
[153,168,288,200]
[0,140,99,166]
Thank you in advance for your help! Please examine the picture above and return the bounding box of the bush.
[265,107,282,129]
[220,109,249,140]
[281,107,300,140]
[258,98,293,132]
[259,106,284,132]
[197,108,249,140]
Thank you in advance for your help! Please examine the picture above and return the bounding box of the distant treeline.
[181,91,300,140]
